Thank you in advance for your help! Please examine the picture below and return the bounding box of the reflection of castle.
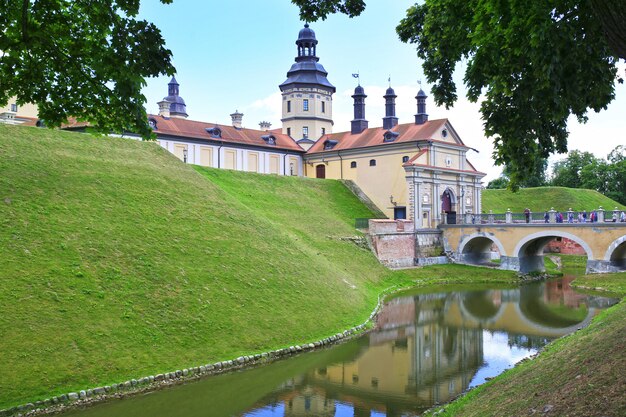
[249,281,616,417]
[305,294,484,415]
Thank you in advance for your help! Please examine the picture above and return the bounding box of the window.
[205,127,221,138]
[289,162,295,176]
[402,155,409,163]
[369,159,376,166]
[148,118,157,129]
[287,101,291,112]
[350,161,357,168]
[303,99,309,111]
[10,103,18,112]
[321,101,325,113]
[442,129,448,138]
[302,126,309,139]
[321,127,326,136]
[286,127,291,137]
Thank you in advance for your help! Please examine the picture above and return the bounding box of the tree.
[503,157,548,188]
[293,0,625,189]
[488,156,548,189]
[486,176,509,189]
[0,0,175,139]
[580,146,626,204]
[551,150,598,188]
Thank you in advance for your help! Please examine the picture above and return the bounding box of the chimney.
[157,99,171,118]
[350,85,368,134]
[259,121,272,131]
[230,110,243,129]
[382,87,399,130]
[415,88,428,125]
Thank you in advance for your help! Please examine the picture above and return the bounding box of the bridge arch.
[604,235,626,270]
[513,231,593,273]
[458,233,507,265]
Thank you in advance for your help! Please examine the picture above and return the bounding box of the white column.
[433,183,440,226]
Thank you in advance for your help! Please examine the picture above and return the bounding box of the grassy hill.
[482,187,625,213]
[0,125,517,409]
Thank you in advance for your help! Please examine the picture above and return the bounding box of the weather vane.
[352,71,360,86]
[388,75,391,87]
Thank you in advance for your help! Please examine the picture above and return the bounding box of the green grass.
[423,272,626,417]
[483,186,625,213]
[0,125,520,409]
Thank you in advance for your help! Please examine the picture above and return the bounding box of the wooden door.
[316,164,326,179]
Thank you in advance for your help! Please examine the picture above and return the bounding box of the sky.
[138,0,626,182]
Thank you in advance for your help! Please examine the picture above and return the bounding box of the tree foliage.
[486,176,509,189]
[550,150,598,188]
[292,0,625,190]
[0,0,175,138]
[551,147,626,205]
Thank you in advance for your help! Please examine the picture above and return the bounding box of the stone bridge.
[440,223,626,273]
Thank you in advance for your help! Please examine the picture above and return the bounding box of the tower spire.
[415,85,428,125]
[383,85,398,130]
[351,85,368,134]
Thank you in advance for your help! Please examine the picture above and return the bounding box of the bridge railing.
[442,207,626,225]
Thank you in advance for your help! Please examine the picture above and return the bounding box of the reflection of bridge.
[441,223,626,273]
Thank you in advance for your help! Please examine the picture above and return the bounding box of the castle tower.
[350,85,368,134]
[158,76,188,119]
[382,86,398,129]
[415,87,428,125]
[279,24,335,150]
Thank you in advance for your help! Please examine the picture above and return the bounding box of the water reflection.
[61,278,617,417]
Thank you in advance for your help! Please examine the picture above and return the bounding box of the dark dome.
[416,88,427,98]
[385,86,396,95]
[354,85,365,95]
[298,23,316,41]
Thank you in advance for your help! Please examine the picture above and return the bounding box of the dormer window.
[442,129,448,138]
[261,134,276,145]
[205,127,222,138]
[323,139,338,150]
[148,117,157,129]
[383,130,399,143]
[402,156,409,163]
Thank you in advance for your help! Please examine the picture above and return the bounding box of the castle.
[111,24,488,226]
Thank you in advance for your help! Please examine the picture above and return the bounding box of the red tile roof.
[148,115,304,152]
[307,119,455,153]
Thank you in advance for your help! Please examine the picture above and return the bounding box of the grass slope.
[483,187,625,213]
[0,125,519,409]
[425,266,626,417]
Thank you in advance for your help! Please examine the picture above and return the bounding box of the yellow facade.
[248,152,259,173]
[224,150,236,170]
[305,145,414,218]
[0,100,39,119]
[199,146,213,167]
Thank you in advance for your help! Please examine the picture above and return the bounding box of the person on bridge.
[524,208,531,223]
[544,211,549,223]
[568,211,574,223]
[621,211,626,222]
[582,210,587,222]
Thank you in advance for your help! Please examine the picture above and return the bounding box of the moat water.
[60,276,618,417]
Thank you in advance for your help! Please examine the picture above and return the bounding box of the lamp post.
[183,148,188,164]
